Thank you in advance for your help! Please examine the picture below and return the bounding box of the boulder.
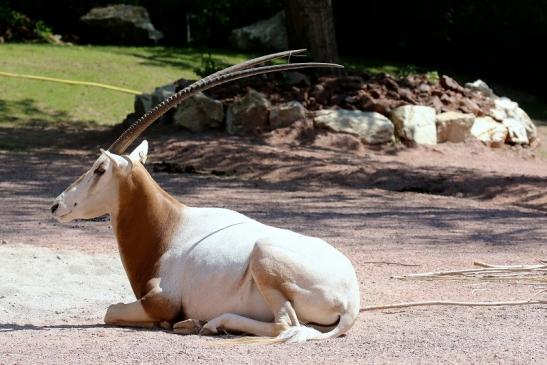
[151,84,176,109]
[490,97,519,121]
[134,83,176,123]
[226,90,271,134]
[314,109,394,144]
[502,118,529,144]
[436,112,475,143]
[513,107,538,144]
[390,105,437,145]
[173,93,224,132]
[440,75,465,93]
[80,5,163,45]
[465,79,496,98]
[470,117,508,147]
[134,93,153,117]
[269,102,307,129]
[488,97,538,145]
[230,11,288,51]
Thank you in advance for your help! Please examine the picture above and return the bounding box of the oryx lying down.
[51,51,360,343]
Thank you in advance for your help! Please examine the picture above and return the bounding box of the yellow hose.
[0,71,141,95]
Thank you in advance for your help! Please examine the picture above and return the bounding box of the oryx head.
[50,50,341,223]
[51,141,148,222]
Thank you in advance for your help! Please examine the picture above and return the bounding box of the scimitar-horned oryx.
[51,50,360,343]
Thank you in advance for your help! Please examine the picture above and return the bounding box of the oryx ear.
[129,140,148,164]
[100,149,132,172]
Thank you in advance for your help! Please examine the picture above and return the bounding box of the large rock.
[502,118,529,144]
[465,79,496,98]
[314,109,394,144]
[490,97,519,121]
[470,116,508,147]
[390,105,437,145]
[80,5,163,45]
[488,97,538,144]
[134,93,153,117]
[436,112,475,143]
[226,90,271,134]
[173,93,224,132]
[230,11,288,51]
[269,102,306,129]
[134,83,176,123]
[151,84,176,109]
[513,107,538,144]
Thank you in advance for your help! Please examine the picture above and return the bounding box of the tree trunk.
[285,0,339,64]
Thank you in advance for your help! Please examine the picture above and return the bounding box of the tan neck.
[111,163,183,298]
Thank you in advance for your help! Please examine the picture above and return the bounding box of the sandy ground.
[1,124,547,364]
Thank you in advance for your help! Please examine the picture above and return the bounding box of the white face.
[51,140,148,223]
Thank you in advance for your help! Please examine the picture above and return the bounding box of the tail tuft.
[276,326,323,343]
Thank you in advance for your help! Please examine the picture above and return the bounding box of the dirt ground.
[0,123,546,364]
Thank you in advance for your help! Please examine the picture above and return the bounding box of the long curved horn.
[205,49,307,79]
[108,52,343,154]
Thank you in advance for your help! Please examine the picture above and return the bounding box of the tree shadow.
[0,323,165,333]
[1,120,546,249]
[0,98,114,152]
[0,98,74,125]
[119,47,252,73]
[0,323,107,332]
[148,129,547,213]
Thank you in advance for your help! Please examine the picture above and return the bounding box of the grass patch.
[343,56,434,78]
[1,44,546,126]
[0,44,251,125]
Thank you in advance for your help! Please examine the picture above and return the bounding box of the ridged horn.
[204,49,307,79]
[108,51,343,154]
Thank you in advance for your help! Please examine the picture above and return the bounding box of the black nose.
[51,203,59,214]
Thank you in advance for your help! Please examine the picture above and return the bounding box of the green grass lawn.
[1,44,546,127]
[0,44,252,125]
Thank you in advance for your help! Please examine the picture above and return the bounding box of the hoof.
[173,319,203,335]
[199,322,218,336]
[159,321,172,330]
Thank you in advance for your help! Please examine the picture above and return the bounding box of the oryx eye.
[94,166,106,175]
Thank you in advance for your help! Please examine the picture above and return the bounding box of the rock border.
[129,76,538,148]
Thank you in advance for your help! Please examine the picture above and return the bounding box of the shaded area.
[0,100,114,151]
[1,121,546,256]
[1,123,546,250]
[149,124,547,213]
[121,47,249,72]
[0,98,71,124]
[0,323,108,332]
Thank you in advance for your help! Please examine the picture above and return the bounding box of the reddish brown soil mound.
[148,121,547,213]
[191,72,494,117]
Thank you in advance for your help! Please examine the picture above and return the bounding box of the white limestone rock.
[269,101,306,129]
[173,92,224,132]
[314,109,394,144]
[226,90,271,135]
[471,116,508,147]
[436,111,475,143]
[390,105,437,145]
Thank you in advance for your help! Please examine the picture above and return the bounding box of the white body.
[159,207,359,325]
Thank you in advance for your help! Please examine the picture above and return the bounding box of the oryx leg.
[173,318,204,335]
[105,279,179,328]
[199,296,294,337]
[104,300,155,328]
[200,241,299,337]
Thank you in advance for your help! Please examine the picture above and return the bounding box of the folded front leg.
[104,300,156,328]
[104,278,180,328]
